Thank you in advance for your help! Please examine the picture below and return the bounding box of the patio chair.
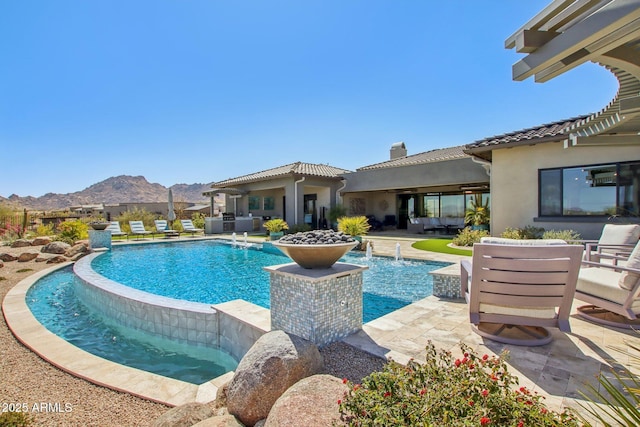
[129,220,153,240]
[154,220,179,238]
[460,240,582,346]
[180,219,203,236]
[106,221,127,239]
[582,223,640,263]
[575,240,640,328]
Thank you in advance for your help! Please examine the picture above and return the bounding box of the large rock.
[0,253,17,262]
[227,331,324,427]
[41,241,71,254]
[265,375,348,427]
[46,255,68,264]
[192,415,244,427]
[32,237,51,246]
[151,402,215,427]
[11,239,32,248]
[18,252,38,262]
[0,260,3,268]
[65,242,89,258]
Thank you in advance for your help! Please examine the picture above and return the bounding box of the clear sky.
[0,1,618,198]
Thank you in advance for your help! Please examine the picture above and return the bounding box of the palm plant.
[465,194,490,227]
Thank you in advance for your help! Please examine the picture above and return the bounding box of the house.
[465,0,640,239]
[204,162,351,230]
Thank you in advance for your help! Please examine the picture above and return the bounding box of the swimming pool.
[26,240,449,384]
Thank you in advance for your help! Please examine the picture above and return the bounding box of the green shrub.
[452,227,489,246]
[289,223,312,233]
[337,216,371,237]
[34,223,55,237]
[0,410,34,426]
[542,229,582,242]
[115,207,156,233]
[55,219,88,245]
[263,218,289,233]
[191,212,206,229]
[500,226,545,240]
[339,341,578,426]
[0,223,23,245]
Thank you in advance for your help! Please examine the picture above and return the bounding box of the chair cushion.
[619,241,640,290]
[479,237,566,245]
[579,267,640,310]
[599,224,640,245]
[479,303,557,319]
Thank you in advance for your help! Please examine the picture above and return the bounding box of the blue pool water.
[26,240,448,384]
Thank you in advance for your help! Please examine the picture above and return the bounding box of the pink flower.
[455,359,462,367]
[482,354,489,361]
[384,391,392,398]
[420,388,426,395]
[342,378,348,384]
[480,416,490,425]
[481,389,489,397]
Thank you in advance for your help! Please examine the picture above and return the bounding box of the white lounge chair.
[106,221,127,238]
[460,239,583,346]
[180,219,203,236]
[154,220,179,238]
[129,220,153,239]
[576,240,640,328]
[582,224,640,263]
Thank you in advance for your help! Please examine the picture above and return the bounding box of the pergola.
[506,0,640,147]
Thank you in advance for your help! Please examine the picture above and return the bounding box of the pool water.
[26,240,449,384]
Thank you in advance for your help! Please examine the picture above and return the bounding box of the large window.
[539,161,640,217]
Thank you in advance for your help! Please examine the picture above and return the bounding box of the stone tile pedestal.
[88,230,112,250]
[264,262,367,346]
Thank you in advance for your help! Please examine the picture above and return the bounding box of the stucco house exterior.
[204,162,351,230]
[464,0,640,239]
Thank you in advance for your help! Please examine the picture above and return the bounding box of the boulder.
[151,402,215,427]
[46,255,68,264]
[265,375,348,427]
[65,242,89,258]
[31,237,52,246]
[192,415,244,427]
[0,253,17,262]
[0,260,3,268]
[18,252,38,262]
[41,241,71,254]
[11,239,32,248]
[227,331,324,427]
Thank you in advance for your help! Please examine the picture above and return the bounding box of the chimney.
[390,142,407,159]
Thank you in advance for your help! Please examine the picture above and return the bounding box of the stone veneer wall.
[267,263,367,346]
[88,230,112,250]
[430,264,463,300]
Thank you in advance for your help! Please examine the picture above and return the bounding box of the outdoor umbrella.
[167,189,176,229]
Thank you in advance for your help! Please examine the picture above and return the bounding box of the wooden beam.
[569,133,640,145]
[515,30,560,53]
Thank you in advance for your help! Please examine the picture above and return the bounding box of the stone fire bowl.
[271,241,358,269]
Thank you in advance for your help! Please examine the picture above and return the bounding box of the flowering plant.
[338,341,578,426]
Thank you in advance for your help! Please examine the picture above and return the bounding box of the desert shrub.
[115,207,156,233]
[500,226,545,240]
[0,223,23,245]
[339,341,578,426]
[172,220,184,232]
[542,229,582,242]
[191,212,206,229]
[263,218,289,233]
[34,223,55,237]
[55,219,88,245]
[452,227,489,246]
[337,216,371,236]
[0,410,34,426]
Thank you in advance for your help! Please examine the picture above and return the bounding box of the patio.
[348,233,639,420]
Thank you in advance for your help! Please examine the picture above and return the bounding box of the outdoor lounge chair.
[154,220,179,237]
[106,221,127,238]
[129,220,152,239]
[575,240,640,328]
[180,219,203,236]
[460,239,582,346]
[581,223,640,263]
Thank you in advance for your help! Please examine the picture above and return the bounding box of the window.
[539,161,640,217]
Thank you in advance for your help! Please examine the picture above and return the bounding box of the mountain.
[4,175,215,211]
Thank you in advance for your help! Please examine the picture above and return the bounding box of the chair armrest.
[581,260,640,274]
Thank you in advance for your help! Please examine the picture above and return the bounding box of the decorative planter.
[269,231,284,241]
[271,241,357,269]
[90,222,110,230]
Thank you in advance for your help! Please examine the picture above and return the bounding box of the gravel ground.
[1,243,386,426]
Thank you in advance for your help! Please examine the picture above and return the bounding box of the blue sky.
[0,1,618,198]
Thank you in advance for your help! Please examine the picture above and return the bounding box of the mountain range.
[0,175,216,211]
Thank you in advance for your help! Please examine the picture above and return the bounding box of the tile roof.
[356,145,468,171]
[465,115,591,152]
[212,162,351,186]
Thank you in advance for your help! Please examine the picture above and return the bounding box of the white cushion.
[480,237,566,245]
[599,224,640,245]
[579,267,640,310]
[619,241,640,290]
[479,303,557,319]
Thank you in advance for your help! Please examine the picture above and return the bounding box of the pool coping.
[2,262,234,407]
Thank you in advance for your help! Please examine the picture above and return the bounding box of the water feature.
[365,241,372,259]
[395,242,403,261]
[231,232,237,245]
[243,232,248,246]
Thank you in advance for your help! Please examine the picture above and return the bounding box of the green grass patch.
[16,268,34,273]
[411,238,472,256]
